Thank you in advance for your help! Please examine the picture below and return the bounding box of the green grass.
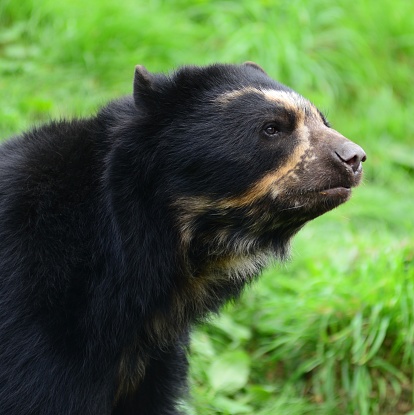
[1,0,414,413]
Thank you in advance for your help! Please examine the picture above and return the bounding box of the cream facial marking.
[219,124,311,207]
[261,89,321,121]
[216,86,261,104]
[173,123,314,239]
[174,87,324,246]
[217,87,320,122]
[261,89,307,119]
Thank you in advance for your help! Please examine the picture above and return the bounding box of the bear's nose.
[335,142,367,173]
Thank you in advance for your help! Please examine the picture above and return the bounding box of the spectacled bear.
[0,62,366,414]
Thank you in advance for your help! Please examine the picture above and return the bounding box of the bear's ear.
[133,65,155,106]
[243,61,267,75]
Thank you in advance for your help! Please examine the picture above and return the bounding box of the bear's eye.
[263,125,279,136]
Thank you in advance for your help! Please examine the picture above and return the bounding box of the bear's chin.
[308,186,352,213]
[277,186,352,220]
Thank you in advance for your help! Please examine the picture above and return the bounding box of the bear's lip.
[314,168,363,197]
[318,187,352,198]
[295,186,353,216]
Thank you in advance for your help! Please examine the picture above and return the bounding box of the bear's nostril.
[335,142,366,173]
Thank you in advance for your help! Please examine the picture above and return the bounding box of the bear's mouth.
[312,185,353,206]
[280,185,354,218]
[318,186,352,198]
[309,168,363,204]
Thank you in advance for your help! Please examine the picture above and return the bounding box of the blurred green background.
[1,0,413,413]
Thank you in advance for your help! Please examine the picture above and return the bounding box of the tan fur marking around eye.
[217,87,305,112]
[217,86,324,125]
[262,89,302,112]
[217,87,315,124]
[173,128,311,220]
[216,86,263,104]
[219,125,310,208]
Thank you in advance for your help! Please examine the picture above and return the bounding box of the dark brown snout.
[335,141,367,173]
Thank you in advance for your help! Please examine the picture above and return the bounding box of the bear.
[0,62,366,414]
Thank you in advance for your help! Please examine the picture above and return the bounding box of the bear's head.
[132,63,366,268]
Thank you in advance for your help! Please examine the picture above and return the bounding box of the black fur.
[0,63,365,414]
